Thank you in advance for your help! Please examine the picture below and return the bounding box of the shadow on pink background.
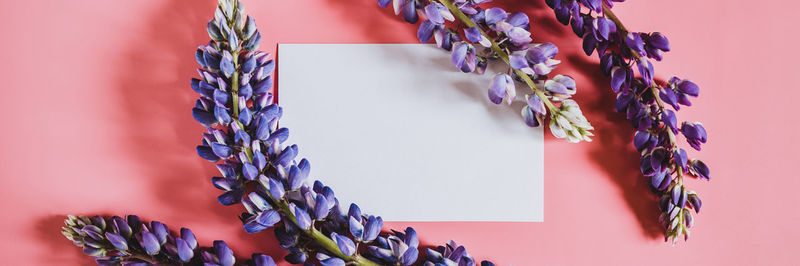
[1,0,797,265]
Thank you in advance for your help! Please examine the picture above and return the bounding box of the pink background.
[1,0,797,265]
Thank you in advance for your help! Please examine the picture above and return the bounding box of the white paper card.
[278,44,543,221]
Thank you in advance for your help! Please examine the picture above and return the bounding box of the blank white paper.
[278,44,543,222]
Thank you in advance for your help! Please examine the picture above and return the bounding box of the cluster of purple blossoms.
[62,215,277,266]
[191,1,493,265]
[379,0,594,143]
[544,0,710,242]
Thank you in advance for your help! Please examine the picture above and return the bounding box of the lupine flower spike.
[544,0,710,243]
[379,0,594,142]
[192,0,494,264]
[62,215,277,266]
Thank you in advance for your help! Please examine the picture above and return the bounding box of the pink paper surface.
[1,0,797,265]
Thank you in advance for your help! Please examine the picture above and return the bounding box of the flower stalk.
[62,215,277,266]
[439,0,556,112]
[380,0,594,142]
[544,0,710,243]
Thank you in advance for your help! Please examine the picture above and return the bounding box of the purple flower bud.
[349,216,364,240]
[650,170,667,190]
[688,193,702,213]
[82,247,104,257]
[267,177,285,199]
[348,203,362,220]
[332,232,356,256]
[625,33,646,56]
[659,88,679,110]
[526,43,558,64]
[593,17,615,40]
[285,249,307,264]
[507,27,532,46]
[424,4,444,25]
[451,42,477,73]
[647,32,670,51]
[484,7,507,24]
[253,75,273,95]
[253,152,267,170]
[582,33,597,56]
[400,248,419,265]
[203,50,221,70]
[140,231,160,255]
[507,12,529,29]
[661,110,678,132]
[691,159,710,180]
[677,79,700,97]
[681,122,707,151]
[253,254,277,266]
[176,238,193,262]
[112,216,132,238]
[637,58,654,86]
[320,257,346,266]
[313,194,329,219]
[610,66,628,93]
[105,232,128,251]
[673,148,688,170]
[363,215,383,242]
[180,228,197,250]
[126,215,142,232]
[275,145,298,167]
[488,73,514,105]
[570,12,584,36]
[377,0,391,8]
[671,185,683,205]
[267,127,289,144]
[368,246,394,261]
[217,189,244,206]
[288,165,308,190]
[417,20,435,43]
[242,163,259,181]
[197,145,220,161]
[220,51,235,77]
[214,105,232,125]
[401,0,418,23]
[213,240,235,266]
[633,131,651,152]
[640,155,654,176]
[615,92,633,113]
[151,221,168,244]
[210,142,233,159]
[509,53,530,71]
[677,91,693,106]
[464,27,482,43]
[521,106,540,127]
[554,5,570,25]
[293,205,311,230]
[650,148,670,172]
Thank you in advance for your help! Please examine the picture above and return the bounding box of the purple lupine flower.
[681,122,707,151]
[545,0,710,243]
[544,74,577,100]
[451,42,477,73]
[379,0,593,143]
[189,1,497,265]
[62,215,276,265]
[424,240,493,266]
[488,73,515,105]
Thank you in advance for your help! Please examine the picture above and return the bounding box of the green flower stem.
[273,199,381,266]
[438,0,558,113]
